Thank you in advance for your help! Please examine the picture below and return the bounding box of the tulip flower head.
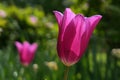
[53,8,102,67]
[15,41,38,67]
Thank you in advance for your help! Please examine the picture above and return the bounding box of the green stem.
[64,66,70,80]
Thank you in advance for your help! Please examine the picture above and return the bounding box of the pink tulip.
[53,8,102,66]
[15,41,38,66]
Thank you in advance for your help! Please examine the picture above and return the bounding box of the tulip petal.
[62,8,75,30]
[29,43,38,55]
[20,41,30,63]
[68,15,85,56]
[61,15,85,65]
[79,20,90,58]
[67,15,86,64]
[53,11,63,27]
[57,18,76,64]
[59,8,75,41]
[57,8,76,62]
[79,15,102,58]
[86,15,102,37]
[15,41,23,54]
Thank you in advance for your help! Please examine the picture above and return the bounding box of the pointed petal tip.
[29,43,38,54]
[98,15,102,18]
[15,41,21,47]
[94,15,102,19]
[98,14,102,17]
[64,8,72,13]
[15,41,23,54]
[65,8,71,11]
[53,11,62,15]
[53,11,63,17]
[88,15,102,23]
[53,11,58,14]
[53,11,63,26]
[32,43,38,48]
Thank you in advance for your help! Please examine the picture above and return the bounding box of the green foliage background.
[0,0,120,80]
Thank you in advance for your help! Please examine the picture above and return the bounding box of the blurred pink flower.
[15,41,38,67]
[0,10,6,18]
[29,15,38,24]
[53,8,102,66]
